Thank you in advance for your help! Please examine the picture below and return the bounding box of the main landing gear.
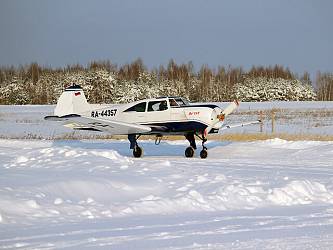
[185,132,208,159]
[128,134,144,158]
[128,133,208,159]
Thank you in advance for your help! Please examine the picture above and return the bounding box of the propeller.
[204,100,239,136]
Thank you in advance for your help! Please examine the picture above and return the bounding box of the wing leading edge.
[220,120,262,130]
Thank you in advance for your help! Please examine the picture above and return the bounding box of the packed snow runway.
[1,139,333,249]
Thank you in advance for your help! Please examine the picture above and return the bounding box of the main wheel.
[200,149,208,159]
[133,146,143,158]
[185,147,195,158]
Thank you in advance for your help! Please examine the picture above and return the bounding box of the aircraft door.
[145,100,170,123]
[121,101,147,123]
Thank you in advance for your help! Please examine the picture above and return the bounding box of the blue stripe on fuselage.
[142,121,207,134]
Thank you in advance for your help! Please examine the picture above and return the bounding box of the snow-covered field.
[1,139,333,249]
[0,102,333,249]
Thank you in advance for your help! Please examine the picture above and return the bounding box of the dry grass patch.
[0,132,332,142]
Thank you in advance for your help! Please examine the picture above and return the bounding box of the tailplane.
[54,85,90,116]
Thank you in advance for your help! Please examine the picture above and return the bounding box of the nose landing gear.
[199,135,208,159]
[199,139,208,159]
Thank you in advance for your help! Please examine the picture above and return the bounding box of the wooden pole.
[259,111,263,133]
[271,110,275,134]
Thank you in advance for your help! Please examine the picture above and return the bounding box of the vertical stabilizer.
[54,85,90,116]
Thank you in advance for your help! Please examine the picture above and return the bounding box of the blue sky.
[0,0,332,75]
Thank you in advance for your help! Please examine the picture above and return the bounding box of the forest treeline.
[0,59,332,104]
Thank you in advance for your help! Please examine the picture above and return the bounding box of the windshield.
[175,97,189,106]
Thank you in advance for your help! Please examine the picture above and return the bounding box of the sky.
[0,0,332,75]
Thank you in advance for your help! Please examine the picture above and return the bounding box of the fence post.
[259,111,263,133]
[271,110,275,134]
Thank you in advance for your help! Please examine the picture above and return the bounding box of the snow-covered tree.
[234,77,316,101]
[0,62,321,104]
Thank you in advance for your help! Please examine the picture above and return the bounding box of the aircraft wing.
[44,114,152,135]
[220,120,262,130]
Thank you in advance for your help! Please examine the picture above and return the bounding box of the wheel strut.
[196,132,208,159]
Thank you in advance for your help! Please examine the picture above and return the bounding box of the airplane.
[45,84,261,158]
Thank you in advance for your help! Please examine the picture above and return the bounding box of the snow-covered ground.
[1,139,333,249]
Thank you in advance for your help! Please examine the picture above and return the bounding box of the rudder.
[54,85,90,116]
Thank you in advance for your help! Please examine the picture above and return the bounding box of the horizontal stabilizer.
[44,114,80,121]
[44,114,152,135]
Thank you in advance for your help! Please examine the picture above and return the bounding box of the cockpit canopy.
[124,97,190,113]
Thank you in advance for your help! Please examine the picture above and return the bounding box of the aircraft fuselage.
[77,97,222,135]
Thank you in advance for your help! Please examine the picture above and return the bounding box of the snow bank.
[268,180,333,205]
[258,138,324,149]
[119,180,333,217]
[1,139,333,225]
[1,138,333,249]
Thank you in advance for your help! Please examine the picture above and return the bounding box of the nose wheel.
[200,148,208,159]
[199,137,208,159]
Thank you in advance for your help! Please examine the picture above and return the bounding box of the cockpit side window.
[124,102,146,112]
[175,98,185,106]
[148,100,168,112]
[169,98,179,107]
[182,98,190,105]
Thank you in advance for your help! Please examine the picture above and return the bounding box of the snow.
[1,138,333,249]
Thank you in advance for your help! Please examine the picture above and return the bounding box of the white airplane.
[45,85,261,158]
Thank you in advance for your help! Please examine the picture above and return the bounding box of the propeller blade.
[218,100,239,121]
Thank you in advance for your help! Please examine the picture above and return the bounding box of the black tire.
[133,146,143,158]
[200,149,208,159]
[185,147,195,158]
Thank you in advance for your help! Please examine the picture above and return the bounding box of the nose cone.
[210,107,223,127]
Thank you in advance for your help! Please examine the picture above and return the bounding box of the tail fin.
[54,85,90,116]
